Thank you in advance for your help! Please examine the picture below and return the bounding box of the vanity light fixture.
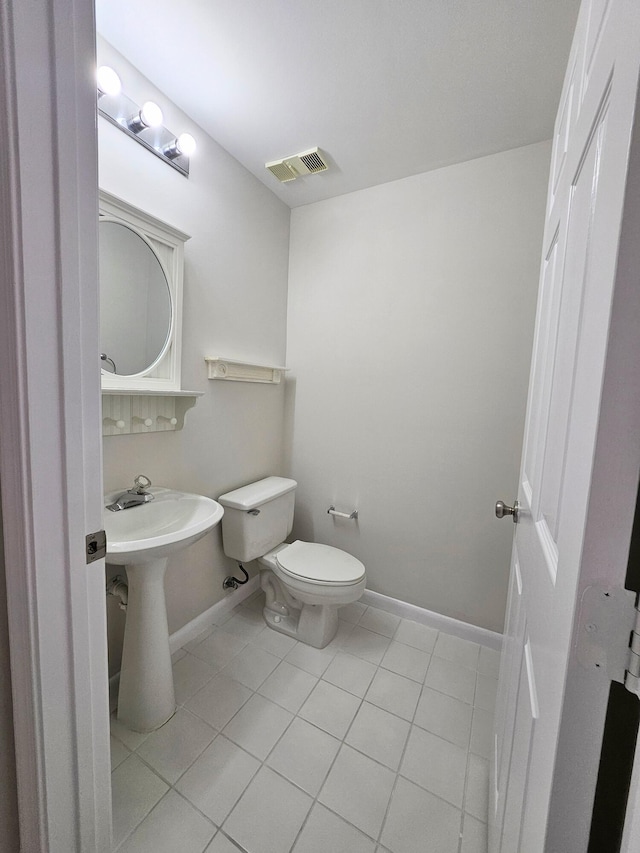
[96,66,195,178]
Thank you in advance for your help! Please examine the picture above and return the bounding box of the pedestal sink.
[104,487,224,732]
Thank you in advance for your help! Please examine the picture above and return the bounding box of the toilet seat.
[276,540,365,586]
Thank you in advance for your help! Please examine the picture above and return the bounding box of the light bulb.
[176,133,196,156]
[96,65,121,97]
[127,101,164,133]
[163,132,197,160]
[140,101,163,128]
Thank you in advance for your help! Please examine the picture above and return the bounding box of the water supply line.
[223,563,250,590]
[106,575,128,611]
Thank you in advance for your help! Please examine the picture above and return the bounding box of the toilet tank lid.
[218,476,297,510]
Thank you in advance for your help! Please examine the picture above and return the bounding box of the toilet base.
[260,569,340,649]
[263,600,339,649]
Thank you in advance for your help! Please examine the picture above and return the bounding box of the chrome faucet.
[106,474,155,512]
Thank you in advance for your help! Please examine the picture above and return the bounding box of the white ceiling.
[96,0,580,208]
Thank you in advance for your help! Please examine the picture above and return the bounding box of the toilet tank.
[218,477,297,563]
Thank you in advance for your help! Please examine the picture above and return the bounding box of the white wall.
[286,141,550,633]
[98,39,291,673]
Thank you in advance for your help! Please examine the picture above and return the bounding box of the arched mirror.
[99,221,172,377]
[99,191,189,392]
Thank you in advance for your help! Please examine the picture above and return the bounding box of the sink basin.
[104,487,224,563]
[104,486,224,733]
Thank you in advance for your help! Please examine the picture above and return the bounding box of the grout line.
[212,829,249,851]
[374,648,442,847]
[270,720,357,850]
[131,711,218,783]
[110,757,173,851]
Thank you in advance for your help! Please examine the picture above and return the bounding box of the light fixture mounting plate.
[98,89,191,178]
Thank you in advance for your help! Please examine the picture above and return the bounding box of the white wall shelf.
[205,357,288,384]
[101,392,202,436]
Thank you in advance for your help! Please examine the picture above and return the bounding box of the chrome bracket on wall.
[98,89,191,178]
[328,505,358,520]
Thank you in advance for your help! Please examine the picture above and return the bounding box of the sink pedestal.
[104,487,224,731]
[117,558,175,732]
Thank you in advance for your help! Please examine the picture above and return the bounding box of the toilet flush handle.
[247,509,260,516]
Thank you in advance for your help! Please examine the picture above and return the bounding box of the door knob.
[495,500,519,523]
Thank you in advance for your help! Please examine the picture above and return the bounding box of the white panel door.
[490,2,640,851]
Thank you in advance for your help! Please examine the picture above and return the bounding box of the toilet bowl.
[259,541,366,648]
[218,477,366,649]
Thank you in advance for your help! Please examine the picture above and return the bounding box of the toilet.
[218,477,366,648]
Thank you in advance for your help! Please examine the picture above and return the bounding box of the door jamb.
[0,1,111,849]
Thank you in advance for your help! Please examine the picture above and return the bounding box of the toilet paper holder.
[327,505,358,520]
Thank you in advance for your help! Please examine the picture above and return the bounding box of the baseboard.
[169,574,261,654]
[361,589,503,651]
[108,578,500,711]
[170,580,502,653]
[109,673,119,713]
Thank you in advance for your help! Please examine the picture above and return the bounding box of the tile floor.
[110,594,499,853]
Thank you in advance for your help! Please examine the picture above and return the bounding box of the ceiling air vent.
[265,147,329,183]
[266,160,298,182]
[298,148,328,174]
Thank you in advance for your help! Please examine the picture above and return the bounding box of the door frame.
[0,1,111,850]
[2,0,640,850]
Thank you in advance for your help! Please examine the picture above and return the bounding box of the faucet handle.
[133,474,152,493]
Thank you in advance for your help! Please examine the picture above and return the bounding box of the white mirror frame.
[99,190,190,392]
